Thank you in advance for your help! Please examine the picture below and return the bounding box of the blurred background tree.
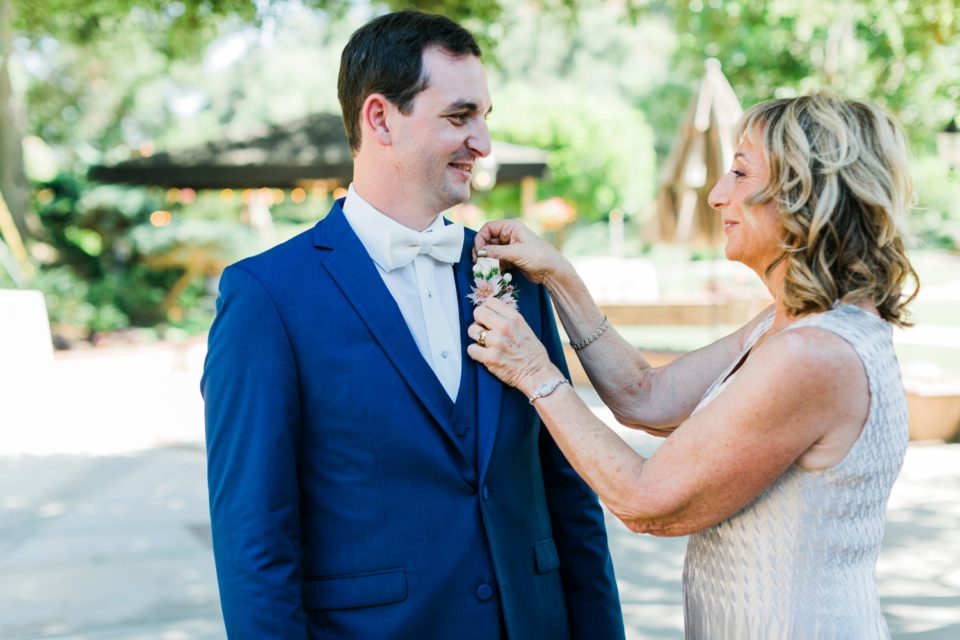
[650,0,960,151]
[2,0,959,343]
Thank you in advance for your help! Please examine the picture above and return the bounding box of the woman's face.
[708,129,783,274]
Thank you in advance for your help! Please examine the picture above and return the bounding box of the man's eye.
[448,114,468,125]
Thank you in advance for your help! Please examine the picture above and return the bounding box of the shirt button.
[454,422,468,437]
[476,583,494,601]
[441,350,449,359]
[427,290,433,298]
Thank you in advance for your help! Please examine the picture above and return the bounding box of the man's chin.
[440,185,471,210]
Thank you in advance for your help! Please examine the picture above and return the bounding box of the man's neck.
[351,176,440,232]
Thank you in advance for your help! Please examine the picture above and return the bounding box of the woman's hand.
[473,219,569,287]
[467,297,560,395]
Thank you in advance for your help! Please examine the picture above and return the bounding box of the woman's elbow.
[609,494,696,537]
[610,406,643,429]
[617,512,701,537]
[607,383,677,435]
[610,408,677,437]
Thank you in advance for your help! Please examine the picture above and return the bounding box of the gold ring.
[477,329,488,347]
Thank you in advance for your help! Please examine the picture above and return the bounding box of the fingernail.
[477,248,487,258]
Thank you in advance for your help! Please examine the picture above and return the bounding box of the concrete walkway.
[1,341,958,638]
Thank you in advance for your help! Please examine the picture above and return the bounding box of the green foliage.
[650,0,960,151]
[12,0,960,343]
[15,1,258,53]
[473,2,664,223]
[31,265,97,331]
[29,175,258,340]
[0,264,15,288]
[388,0,505,53]
[489,82,655,222]
[910,155,960,249]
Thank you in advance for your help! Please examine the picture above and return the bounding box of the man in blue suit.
[201,11,624,639]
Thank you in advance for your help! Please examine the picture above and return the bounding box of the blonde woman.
[467,92,918,637]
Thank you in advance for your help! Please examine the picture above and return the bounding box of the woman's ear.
[361,94,392,146]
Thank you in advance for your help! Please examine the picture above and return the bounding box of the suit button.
[476,583,494,601]
[481,485,489,501]
[454,422,469,437]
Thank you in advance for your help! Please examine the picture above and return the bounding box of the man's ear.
[361,94,393,147]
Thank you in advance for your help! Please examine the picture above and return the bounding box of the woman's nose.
[708,178,729,210]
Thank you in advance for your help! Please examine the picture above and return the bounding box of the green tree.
[478,1,665,223]
[0,0,530,254]
[646,0,960,152]
[640,0,960,248]
[2,0,259,249]
[490,81,654,222]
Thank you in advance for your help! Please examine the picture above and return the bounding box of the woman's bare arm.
[545,261,772,432]
[468,303,866,537]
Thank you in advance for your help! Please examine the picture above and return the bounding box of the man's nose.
[469,119,492,158]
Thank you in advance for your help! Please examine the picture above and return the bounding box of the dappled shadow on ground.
[605,515,686,639]
[0,447,224,640]
[0,364,956,639]
[879,445,960,638]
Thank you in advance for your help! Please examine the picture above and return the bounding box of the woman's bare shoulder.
[759,323,863,375]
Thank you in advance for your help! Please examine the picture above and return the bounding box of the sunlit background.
[1,0,959,638]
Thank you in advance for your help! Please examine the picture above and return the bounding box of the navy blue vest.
[449,344,480,469]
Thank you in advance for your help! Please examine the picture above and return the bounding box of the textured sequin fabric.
[683,304,908,639]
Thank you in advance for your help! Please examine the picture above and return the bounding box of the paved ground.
[1,340,958,639]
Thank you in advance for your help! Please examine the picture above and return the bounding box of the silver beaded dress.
[683,304,908,639]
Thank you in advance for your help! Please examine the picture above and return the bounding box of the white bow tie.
[384,222,464,271]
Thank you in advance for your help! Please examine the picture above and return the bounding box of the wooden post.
[0,188,30,281]
[520,176,536,219]
[0,0,33,246]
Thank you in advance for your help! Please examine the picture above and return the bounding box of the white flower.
[468,258,518,307]
[475,257,498,278]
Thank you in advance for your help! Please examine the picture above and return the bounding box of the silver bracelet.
[528,378,570,404]
[570,316,610,351]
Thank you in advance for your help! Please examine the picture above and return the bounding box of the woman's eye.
[732,170,746,178]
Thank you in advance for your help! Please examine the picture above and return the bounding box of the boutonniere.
[468,257,518,308]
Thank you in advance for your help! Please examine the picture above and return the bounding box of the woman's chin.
[722,246,754,271]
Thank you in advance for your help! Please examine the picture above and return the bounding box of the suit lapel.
[453,230,503,481]
[315,204,465,453]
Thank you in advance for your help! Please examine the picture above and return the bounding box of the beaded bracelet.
[570,316,610,351]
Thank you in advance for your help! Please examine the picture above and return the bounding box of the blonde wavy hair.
[737,91,918,326]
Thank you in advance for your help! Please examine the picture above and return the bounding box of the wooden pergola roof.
[90,113,548,189]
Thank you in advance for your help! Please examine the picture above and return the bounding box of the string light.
[150,210,172,226]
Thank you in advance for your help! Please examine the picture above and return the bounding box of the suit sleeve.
[201,265,307,639]
[535,285,626,640]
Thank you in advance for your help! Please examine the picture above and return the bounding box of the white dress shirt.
[342,184,463,401]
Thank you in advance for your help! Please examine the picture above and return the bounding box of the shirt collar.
[342,183,448,272]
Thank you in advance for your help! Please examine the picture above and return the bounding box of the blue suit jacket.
[201,201,624,639]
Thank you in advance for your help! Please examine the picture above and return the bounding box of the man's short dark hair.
[338,10,481,152]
